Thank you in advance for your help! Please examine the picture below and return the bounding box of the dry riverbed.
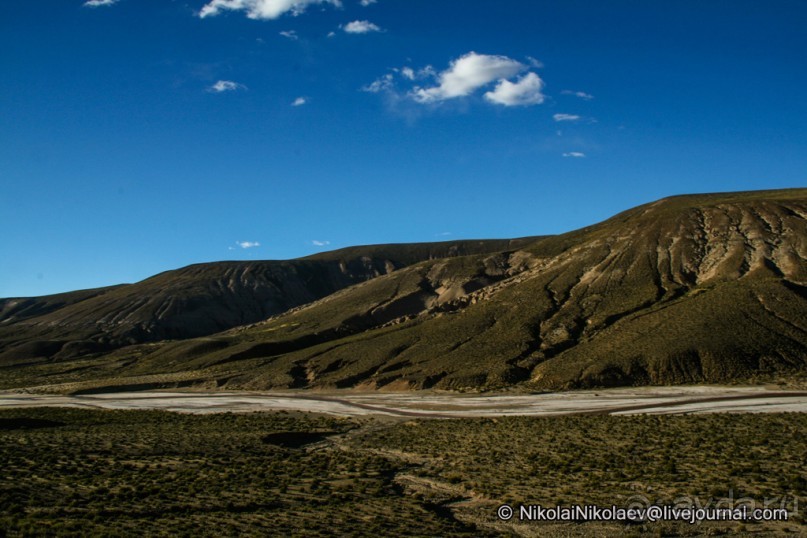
[2,385,806,417]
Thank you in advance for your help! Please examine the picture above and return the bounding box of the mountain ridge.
[2,188,805,392]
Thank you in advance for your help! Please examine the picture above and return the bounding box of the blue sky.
[2,0,806,297]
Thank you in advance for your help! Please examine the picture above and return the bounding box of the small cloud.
[484,72,545,106]
[312,240,330,246]
[83,0,119,6]
[236,241,261,249]
[362,73,393,93]
[343,20,382,33]
[561,90,594,100]
[553,113,581,122]
[292,96,307,106]
[393,66,434,81]
[208,80,246,93]
[417,65,436,79]
[359,0,376,5]
[199,0,342,20]
[279,30,298,40]
[526,56,544,68]
[562,152,586,158]
[327,31,336,37]
[435,232,452,237]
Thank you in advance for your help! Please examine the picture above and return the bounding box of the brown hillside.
[1,189,805,391]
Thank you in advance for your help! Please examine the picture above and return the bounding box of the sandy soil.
[1,386,806,417]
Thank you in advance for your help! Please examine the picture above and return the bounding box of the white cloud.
[417,65,436,79]
[561,90,594,100]
[312,240,330,246]
[562,152,586,158]
[411,52,525,104]
[526,56,544,68]
[484,72,545,106]
[343,20,382,33]
[199,0,342,20]
[363,54,547,112]
[236,241,261,248]
[208,80,246,93]
[279,30,298,40]
[359,0,376,5]
[394,66,434,81]
[292,96,307,106]
[553,113,581,122]
[327,31,336,37]
[362,73,393,93]
[83,0,119,6]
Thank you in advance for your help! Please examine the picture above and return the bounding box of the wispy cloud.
[292,96,307,106]
[363,66,433,93]
[435,232,452,237]
[484,72,545,106]
[359,0,376,5]
[236,241,261,249]
[199,0,342,20]
[362,73,394,93]
[208,80,246,93]
[553,113,581,122]
[312,240,330,246]
[83,0,120,6]
[279,30,298,40]
[526,56,544,68]
[562,152,586,158]
[343,20,382,33]
[393,65,434,81]
[561,90,594,100]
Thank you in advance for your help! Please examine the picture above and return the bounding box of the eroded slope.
[2,189,805,391]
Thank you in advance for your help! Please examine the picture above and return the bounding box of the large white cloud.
[411,52,525,104]
[199,0,342,20]
[484,72,545,106]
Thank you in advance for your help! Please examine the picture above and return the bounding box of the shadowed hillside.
[1,189,805,391]
[0,239,533,367]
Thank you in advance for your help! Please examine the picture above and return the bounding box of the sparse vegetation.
[0,408,804,536]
